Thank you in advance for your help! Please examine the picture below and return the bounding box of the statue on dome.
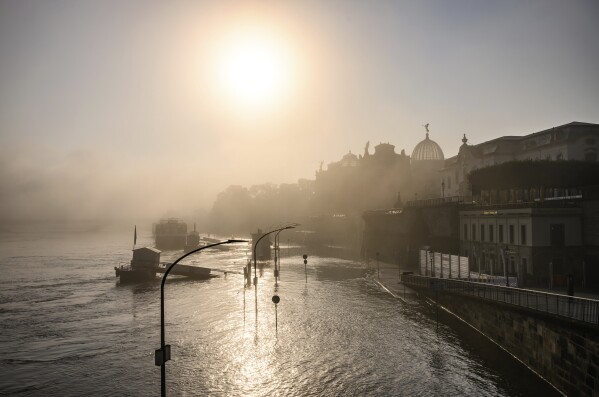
[364,141,370,157]
[422,123,430,133]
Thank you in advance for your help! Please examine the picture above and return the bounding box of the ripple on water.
[0,232,562,397]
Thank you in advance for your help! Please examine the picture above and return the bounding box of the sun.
[216,31,294,110]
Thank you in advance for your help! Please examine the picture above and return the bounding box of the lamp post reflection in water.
[303,254,308,283]
[156,239,247,397]
[252,225,296,334]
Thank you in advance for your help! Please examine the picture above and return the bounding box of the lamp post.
[253,225,297,286]
[273,227,294,283]
[156,239,247,397]
[273,234,278,282]
[273,230,282,281]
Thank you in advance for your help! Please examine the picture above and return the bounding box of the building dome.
[411,133,444,161]
[340,151,359,167]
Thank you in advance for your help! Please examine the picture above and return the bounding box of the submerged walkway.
[370,261,599,326]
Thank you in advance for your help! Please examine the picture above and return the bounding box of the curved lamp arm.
[252,225,298,284]
[158,238,247,397]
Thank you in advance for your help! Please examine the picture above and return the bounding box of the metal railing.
[402,274,599,326]
[405,195,473,208]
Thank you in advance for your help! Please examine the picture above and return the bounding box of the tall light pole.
[272,224,299,283]
[156,239,246,397]
[274,231,280,278]
[253,225,297,286]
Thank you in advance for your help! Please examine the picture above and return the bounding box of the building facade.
[459,205,583,287]
[441,122,599,197]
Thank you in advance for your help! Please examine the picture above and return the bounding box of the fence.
[402,274,599,326]
[419,249,518,287]
[419,250,469,279]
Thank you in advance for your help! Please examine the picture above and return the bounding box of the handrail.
[402,274,599,326]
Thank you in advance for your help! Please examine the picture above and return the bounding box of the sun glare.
[217,31,294,110]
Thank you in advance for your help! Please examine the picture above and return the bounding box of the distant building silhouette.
[362,121,599,290]
[313,143,411,215]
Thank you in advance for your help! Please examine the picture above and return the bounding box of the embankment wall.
[412,287,599,397]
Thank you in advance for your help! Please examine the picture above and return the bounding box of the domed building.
[411,132,445,199]
[412,133,445,162]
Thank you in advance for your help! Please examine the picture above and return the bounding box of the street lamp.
[274,226,296,283]
[156,239,247,397]
[253,225,297,286]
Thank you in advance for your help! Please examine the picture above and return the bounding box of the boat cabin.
[131,247,161,269]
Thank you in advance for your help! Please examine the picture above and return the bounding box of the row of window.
[463,223,527,245]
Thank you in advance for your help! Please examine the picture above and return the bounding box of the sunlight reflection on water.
[0,231,560,396]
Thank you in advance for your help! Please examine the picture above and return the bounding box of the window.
[472,224,476,241]
[463,224,468,240]
[499,225,504,243]
[509,225,514,244]
[480,224,485,242]
[489,225,494,242]
[448,176,451,189]
[550,224,565,246]
[520,225,527,245]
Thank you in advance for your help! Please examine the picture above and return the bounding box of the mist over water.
[1,1,598,395]
[0,226,560,396]
[1,1,598,224]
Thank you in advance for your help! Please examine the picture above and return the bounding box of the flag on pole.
[134,225,137,247]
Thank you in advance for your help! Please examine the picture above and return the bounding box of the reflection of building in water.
[441,122,599,197]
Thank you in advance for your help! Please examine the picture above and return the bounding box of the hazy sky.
[1,0,598,222]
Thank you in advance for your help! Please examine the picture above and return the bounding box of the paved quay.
[363,261,419,301]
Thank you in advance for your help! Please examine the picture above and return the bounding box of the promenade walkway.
[371,260,599,299]
[370,261,599,325]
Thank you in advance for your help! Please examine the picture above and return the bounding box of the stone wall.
[414,287,599,397]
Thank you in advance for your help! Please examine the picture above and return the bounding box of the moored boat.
[154,219,187,250]
[115,247,161,283]
[184,223,201,253]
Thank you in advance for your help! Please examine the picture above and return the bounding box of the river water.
[0,226,560,396]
